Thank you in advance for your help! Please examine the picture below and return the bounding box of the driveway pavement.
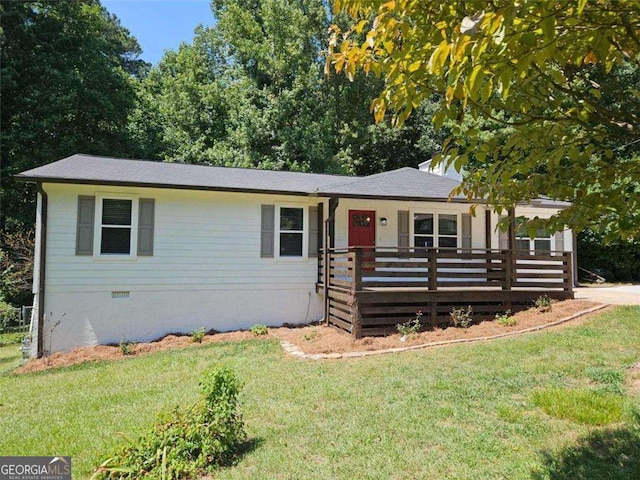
[574,285,640,305]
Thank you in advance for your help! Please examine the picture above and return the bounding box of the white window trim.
[410,210,461,248]
[94,194,139,260]
[275,204,308,260]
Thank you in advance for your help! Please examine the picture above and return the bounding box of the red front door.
[348,210,376,248]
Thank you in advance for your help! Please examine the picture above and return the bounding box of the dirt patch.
[15,330,254,374]
[627,362,640,396]
[271,300,603,355]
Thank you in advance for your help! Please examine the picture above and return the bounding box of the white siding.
[42,184,324,353]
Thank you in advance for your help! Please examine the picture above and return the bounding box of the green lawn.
[1,307,640,479]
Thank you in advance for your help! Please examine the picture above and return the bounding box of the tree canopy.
[328,0,640,239]
[0,0,147,229]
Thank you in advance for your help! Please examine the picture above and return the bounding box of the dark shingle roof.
[16,154,569,206]
[17,154,463,201]
[318,167,464,200]
[16,154,347,196]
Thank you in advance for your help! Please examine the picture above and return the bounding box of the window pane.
[280,233,303,256]
[414,236,433,248]
[414,214,433,234]
[534,239,551,253]
[438,214,458,235]
[516,239,530,251]
[352,214,371,227]
[101,228,131,254]
[280,208,303,231]
[102,199,132,226]
[439,236,457,248]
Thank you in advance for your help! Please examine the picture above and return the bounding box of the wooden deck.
[318,247,574,337]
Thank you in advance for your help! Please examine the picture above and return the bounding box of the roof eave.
[15,176,313,198]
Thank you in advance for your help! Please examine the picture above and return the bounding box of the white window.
[413,213,458,248]
[515,220,551,255]
[276,206,306,258]
[95,196,138,257]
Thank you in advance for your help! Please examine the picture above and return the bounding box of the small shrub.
[495,309,516,326]
[304,329,318,341]
[532,387,624,425]
[0,300,17,332]
[250,324,268,336]
[0,331,25,347]
[191,327,206,343]
[94,367,246,479]
[450,306,473,328]
[397,310,422,338]
[535,294,553,312]
[119,336,135,356]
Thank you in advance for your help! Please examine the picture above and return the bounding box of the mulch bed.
[271,299,603,355]
[14,299,602,374]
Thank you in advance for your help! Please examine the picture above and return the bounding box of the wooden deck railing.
[319,246,573,293]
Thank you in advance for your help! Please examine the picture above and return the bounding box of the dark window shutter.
[76,196,95,255]
[398,210,409,247]
[498,215,509,250]
[138,199,155,256]
[308,206,319,257]
[554,230,564,253]
[461,213,472,248]
[261,205,275,258]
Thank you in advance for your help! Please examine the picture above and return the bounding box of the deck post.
[352,247,363,293]
[428,248,438,291]
[504,249,513,291]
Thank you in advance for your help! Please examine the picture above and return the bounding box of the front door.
[349,210,376,247]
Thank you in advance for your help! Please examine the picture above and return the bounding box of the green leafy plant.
[191,327,206,343]
[303,329,318,342]
[495,309,516,326]
[119,336,135,356]
[535,295,553,313]
[450,306,473,328]
[94,367,246,479]
[250,324,268,336]
[397,310,422,339]
[0,300,18,333]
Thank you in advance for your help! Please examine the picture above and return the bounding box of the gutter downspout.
[36,183,48,358]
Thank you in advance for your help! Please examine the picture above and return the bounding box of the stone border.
[277,304,610,360]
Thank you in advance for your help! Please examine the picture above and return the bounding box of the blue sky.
[102,0,215,65]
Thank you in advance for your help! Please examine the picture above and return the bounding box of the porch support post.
[507,207,516,251]
[485,210,492,250]
[324,197,340,326]
[328,197,339,249]
[323,218,330,326]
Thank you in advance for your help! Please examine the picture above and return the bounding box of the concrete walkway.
[574,285,640,305]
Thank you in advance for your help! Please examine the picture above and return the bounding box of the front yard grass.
[1,306,640,479]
